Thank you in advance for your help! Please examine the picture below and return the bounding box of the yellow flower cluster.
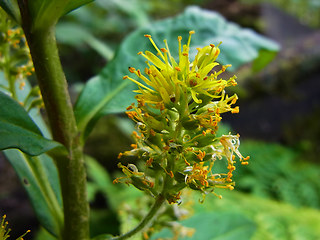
[0,26,34,81]
[0,10,42,109]
[116,31,249,203]
[0,215,30,240]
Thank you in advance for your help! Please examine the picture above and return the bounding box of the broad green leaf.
[0,91,62,156]
[1,76,63,236]
[152,212,256,240]
[4,149,63,237]
[0,72,51,138]
[74,6,279,139]
[196,191,320,240]
[0,0,20,23]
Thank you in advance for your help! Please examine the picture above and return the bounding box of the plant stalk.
[18,4,90,240]
[110,194,165,240]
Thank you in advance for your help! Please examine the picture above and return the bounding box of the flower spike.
[117,31,249,203]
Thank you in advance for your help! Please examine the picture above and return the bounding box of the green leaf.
[74,76,129,139]
[152,212,256,240]
[86,155,119,210]
[91,234,114,240]
[74,6,279,138]
[62,0,94,16]
[0,91,62,156]
[22,0,93,29]
[0,0,20,23]
[198,191,320,240]
[252,49,278,72]
[4,149,63,237]
[183,212,256,240]
[86,156,142,211]
[56,23,114,60]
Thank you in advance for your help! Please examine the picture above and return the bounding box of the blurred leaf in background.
[240,0,320,28]
[73,6,279,140]
[235,141,320,209]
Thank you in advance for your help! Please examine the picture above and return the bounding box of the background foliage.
[1,0,320,239]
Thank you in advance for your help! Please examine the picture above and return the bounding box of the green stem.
[18,4,90,240]
[110,195,166,240]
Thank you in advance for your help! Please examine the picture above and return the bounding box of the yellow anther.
[146,157,153,166]
[231,106,239,114]
[128,67,135,73]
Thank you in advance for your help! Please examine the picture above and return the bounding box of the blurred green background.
[1,0,320,239]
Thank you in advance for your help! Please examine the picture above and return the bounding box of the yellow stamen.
[124,75,155,92]
[144,34,165,60]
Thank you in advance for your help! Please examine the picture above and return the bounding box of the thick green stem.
[110,195,165,240]
[18,5,90,240]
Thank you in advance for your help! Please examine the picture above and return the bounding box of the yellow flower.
[123,30,239,108]
[118,31,249,202]
[0,214,30,240]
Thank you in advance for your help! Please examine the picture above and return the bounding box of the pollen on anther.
[144,34,151,38]
[123,76,128,79]
[131,144,138,149]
